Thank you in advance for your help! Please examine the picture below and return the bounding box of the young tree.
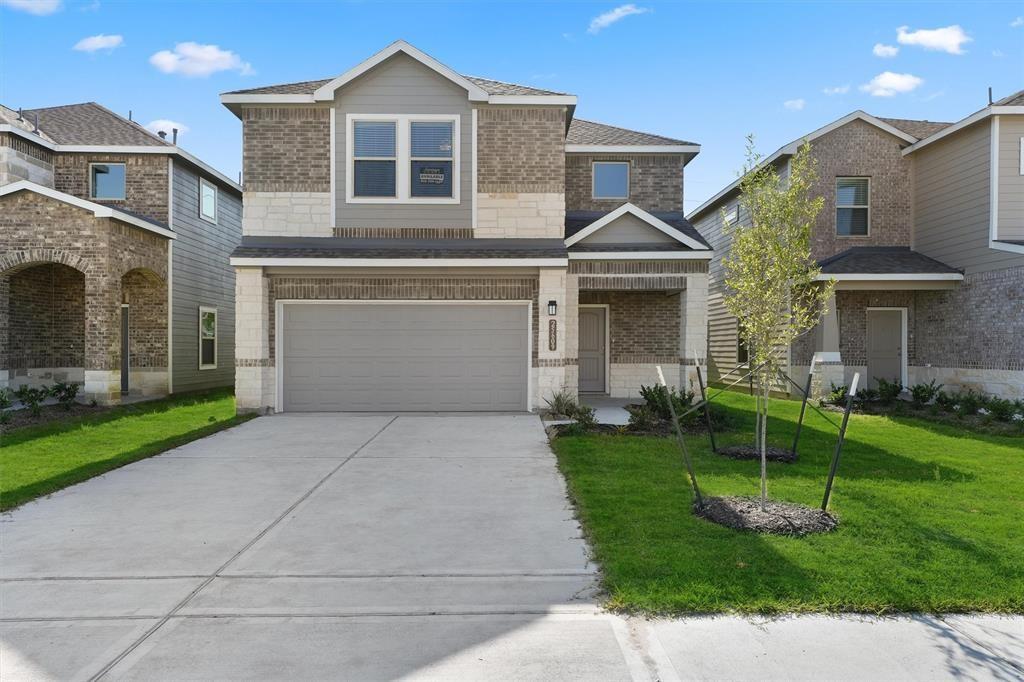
[722,136,835,510]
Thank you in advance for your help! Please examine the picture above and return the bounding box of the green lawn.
[1,389,253,511]
[552,390,1024,614]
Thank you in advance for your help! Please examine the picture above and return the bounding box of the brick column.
[0,274,9,388]
[83,272,120,404]
[563,272,580,398]
[680,272,709,390]
[536,266,569,408]
[234,266,273,413]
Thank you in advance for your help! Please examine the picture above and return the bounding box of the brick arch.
[0,249,91,277]
[119,264,166,284]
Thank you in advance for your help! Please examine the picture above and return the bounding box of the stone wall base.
[909,366,1024,400]
[235,365,275,414]
[607,363,685,399]
[3,367,86,390]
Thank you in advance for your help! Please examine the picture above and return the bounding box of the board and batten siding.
[913,119,1023,274]
[997,115,1024,240]
[333,52,472,229]
[170,161,241,392]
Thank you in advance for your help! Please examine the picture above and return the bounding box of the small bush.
[626,404,659,432]
[875,378,903,404]
[986,397,1016,422]
[0,387,12,411]
[957,391,982,416]
[827,383,848,406]
[935,391,957,412]
[14,384,49,418]
[49,381,81,411]
[639,383,695,422]
[856,387,879,404]
[573,404,598,430]
[0,410,10,426]
[910,380,942,407]
[544,390,578,419]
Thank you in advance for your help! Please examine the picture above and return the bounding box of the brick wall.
[122,269,167,369]
[835,290,916,367]
[242,106,330,193]
[808,119,913,259]
[566,153,684,213]
[6,263,85,369]
[53,152,169,224]
[477,107,565,193]
[578,290,680,362]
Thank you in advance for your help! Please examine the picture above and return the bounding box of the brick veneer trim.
[333,227,475,239]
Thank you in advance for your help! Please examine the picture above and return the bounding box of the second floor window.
[90,162,126,200]
[353,121,398,198]
[200,178,218,223]
[836,177,869,236]
[592,161,629,200]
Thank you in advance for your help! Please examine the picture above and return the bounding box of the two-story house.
[690,91,1024,398]
[0,102,242,403]
[221,40,712,414]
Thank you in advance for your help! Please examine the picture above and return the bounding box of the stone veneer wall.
[53,153,169,224]
[565,153,684,213]
[0,132,54,187]
[242,191,332,236]
[476,106,566,238]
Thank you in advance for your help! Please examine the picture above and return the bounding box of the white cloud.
[823,84,850,95]
[1,0,61,14]
[873,43,899,58]
[144,119,189,138]
[783,98,805,111]
[73,33,122,52]
[896,25,971,54]
[588,4,650,34]
[860,71,924,97]
[1011,16,1023,28]
[149,42,252,77]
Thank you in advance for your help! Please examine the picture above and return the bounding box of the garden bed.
[695,495,837,536]
[1,401,110,434]
[716,444,797,463]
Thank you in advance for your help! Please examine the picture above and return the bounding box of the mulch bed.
[1,402,109,434]
[544,420,716,439]
[695,495,838,536]
[716,444,797,463]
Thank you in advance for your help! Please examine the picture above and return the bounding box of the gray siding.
[577,212,677,244]
[333,53,472,229]
[170,161,242,392]
[997,115,1024,240]
[913,120,1024,274]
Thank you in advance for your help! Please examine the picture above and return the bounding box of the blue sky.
[2,0,1022,211]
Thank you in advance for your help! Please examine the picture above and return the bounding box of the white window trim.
[836,176,870,237]
[88,162,126,201]
[199,306,218,370]
[591,160,630,200]
[1019,136,1024,176]
[345,113,461,205]
[199,178,218,224]
[724,203,740,225]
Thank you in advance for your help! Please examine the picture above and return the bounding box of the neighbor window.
[199,307,217,370]
[349,115,459,202]
[592,161,629,200]
[89,163,126,200]
[737,336,750,365]
[724,204,740,224]
[199,178,218,223]
[836,177,869,236]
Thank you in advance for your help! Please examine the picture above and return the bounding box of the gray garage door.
[282,303,529,412]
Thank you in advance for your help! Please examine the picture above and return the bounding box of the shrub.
[626,404,659,432]
[856,387,879,404]
[935,391,957,412]
[910,380,943,407]
[544,390,578,419]
[986,398,1016,422]
[49,381,81,411]
[572,404,598,430]
[956,391,982,416]
[638,383,695,422]
[0,387,12,411]
[875,378,903,404]
[14,384,49,418]
[828,383,848,406]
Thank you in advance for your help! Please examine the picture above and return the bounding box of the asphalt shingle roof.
[878,117,953,140]
[224,75,568,97]
[19,102,170,147]
[232,237,568,259]
[565,211,711,250]
[994,89,1024,106]
[567,118,696,147]
[818,247,960,275]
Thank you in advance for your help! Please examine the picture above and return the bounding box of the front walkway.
[1,414,1018,680]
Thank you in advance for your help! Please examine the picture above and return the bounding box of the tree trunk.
[760,381,769,511]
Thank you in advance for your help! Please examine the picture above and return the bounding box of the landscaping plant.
[721,137,834,510]
[544,390,579,419]
[49,381,81,411]
[874,377,903,404]
[0,388,11,426]
[638,383,696,424]
[14,384,49,418]
[910,380,942,407]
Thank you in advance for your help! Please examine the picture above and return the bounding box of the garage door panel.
[282,303,528,412]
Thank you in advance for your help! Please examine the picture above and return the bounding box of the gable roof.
[687,110,919,222]
[567,118,697,147]
[877,117,953,140]
[818,247,960,275]
[564,204,711,251]
[902,89,1024,155]
[20,102,171,147]
[994,89,1024,106]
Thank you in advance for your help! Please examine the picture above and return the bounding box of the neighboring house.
[221,40,711,414]
[689,91,1024,398]
[0,102,243,403]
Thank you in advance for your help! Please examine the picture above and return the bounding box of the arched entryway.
[119,268,168,397]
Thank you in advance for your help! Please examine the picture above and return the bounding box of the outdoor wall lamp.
[548,300,558,316]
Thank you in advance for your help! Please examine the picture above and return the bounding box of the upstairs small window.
[89,162,126,200]
[836,177,869,236]
[353,121,397,198]
[724,204,740,225]
[410,121,454,198]
[200,178,218,223]
[592,161,629,200]
[199,307,217,370]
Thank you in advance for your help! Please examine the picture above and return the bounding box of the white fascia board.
[230,257,568,268]
[0,180,176,239]
[569,251,712,260]
[815,273,963,281]
[488,95,577,106]
[313,40,489,102]
[566,144,700,154]
[564,202,708,250]
[219,94,315,105]
[903,106,1024,156]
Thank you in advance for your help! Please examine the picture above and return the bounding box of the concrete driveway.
[3,414,1021,681]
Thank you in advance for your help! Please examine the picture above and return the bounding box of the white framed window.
[199,178,218,223]
[592,161,629,200]
[346,114,460,204]
[724,203,740,224]
[199,306,217,370]
[1019,137,1023,175]
[89,162,126,200]
[836,177,869,236]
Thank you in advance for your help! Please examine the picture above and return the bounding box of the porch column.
[234,266,273,414]
[83,272,121,405]
[680,272,709,391]
[812,293,845,397]
[536,267,569,408]
[563,272,580,398]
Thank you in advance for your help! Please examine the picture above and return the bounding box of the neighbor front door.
[578,307,606,393]
[866,308,903,389]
